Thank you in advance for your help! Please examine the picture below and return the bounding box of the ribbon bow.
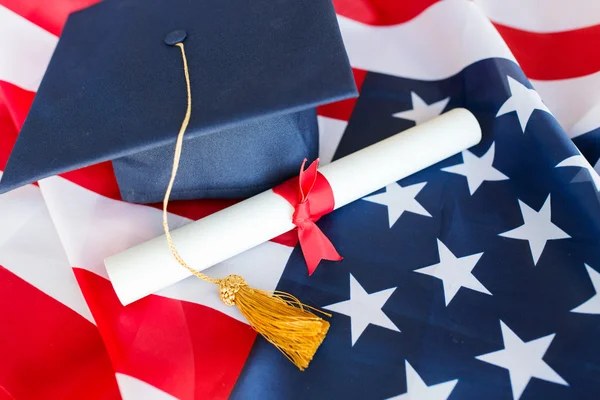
[273,159,343,275]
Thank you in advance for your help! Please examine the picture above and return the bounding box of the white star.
[476,321,568,400]
[499,195,570,266]
[442,142,509,195]
[393,92,450,125]
[323,274,399,346]
[496,76,551,133]
[362,182,431,228]
[556,154,600,192]
[414,240,491,306]
[388,360,458,400]
[571,264,600,314]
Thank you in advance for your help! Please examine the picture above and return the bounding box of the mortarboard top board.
[0,0,357,203]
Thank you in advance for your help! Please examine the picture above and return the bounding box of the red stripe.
[74,268,256,400]
[0,88,18,171]
[0,386,15,400]
[0,0,101,36]
[317,68,368,121]
[0,266,120,400]
[493,22,600,80]
[0,82,35,130]
[332,0,438,26]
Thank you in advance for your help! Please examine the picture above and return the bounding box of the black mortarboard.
[0,0,356,203]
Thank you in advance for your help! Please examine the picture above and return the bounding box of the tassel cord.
[162,42,219,285]
[161,41,330,370]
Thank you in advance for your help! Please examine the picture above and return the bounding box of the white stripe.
[37,175,291,323]
[0,5,57,92]
[532,71,600,138]
[318,116,348,165]
[338,0,516,81]
[0,172,94,323]
[474,0,600,33]
[116,373,179,400]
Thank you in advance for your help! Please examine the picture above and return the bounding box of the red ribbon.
[273,159,343,275]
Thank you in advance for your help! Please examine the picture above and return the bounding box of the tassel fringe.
[219,275,330,370]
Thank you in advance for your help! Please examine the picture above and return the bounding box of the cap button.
[164,30,187,46]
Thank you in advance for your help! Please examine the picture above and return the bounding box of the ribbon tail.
[297,222,343,275]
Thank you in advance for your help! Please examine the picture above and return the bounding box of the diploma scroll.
[105,108,482,305]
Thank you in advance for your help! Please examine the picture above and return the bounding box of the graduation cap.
[0,0,357,203]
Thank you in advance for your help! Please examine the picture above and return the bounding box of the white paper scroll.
[105,108,482,305]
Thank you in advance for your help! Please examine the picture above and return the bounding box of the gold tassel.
[219,275,330,370]
[162,41,330,370]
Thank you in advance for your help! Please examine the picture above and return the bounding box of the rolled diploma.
[105,108,482,305]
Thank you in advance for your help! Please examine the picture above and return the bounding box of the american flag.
[1,1,599,399]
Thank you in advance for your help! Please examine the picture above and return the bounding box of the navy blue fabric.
[573,127,600,167]
[231,59,600,399]
[0,0,356,201]
[113,108,318,202]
